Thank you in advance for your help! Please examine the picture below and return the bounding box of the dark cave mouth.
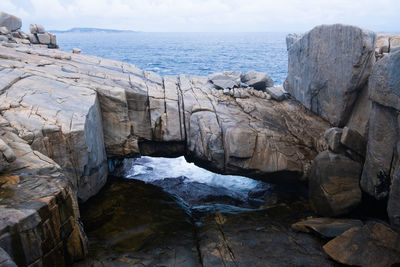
[109,156,309,209]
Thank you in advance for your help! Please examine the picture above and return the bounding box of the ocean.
[56,32,288,85]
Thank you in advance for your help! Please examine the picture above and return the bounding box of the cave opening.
[111,156,270,208]
[76,156,313,266]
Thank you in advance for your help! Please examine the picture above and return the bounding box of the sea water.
[56,32,288,84]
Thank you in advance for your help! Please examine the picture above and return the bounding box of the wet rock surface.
[74,177,338,267]
[323,221,400,267]
[150,176,249,207]
[292,217,363,238]
[75,177,199,267]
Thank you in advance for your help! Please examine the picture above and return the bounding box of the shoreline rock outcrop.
[285,24,400,265]
[0,34,328,265]
[0,13,400,266]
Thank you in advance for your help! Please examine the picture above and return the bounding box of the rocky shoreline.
[0,11,400,266]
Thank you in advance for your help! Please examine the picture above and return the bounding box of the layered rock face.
[0,43,329,184]
[0,36,329,264]
[0,125,86,266]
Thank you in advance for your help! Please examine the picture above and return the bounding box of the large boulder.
[29,23,45,34]
[323,221,400,267]
[309,151,362,216]
[0,12,21,32]
[37,33,50,44]
[241,70,274,91]
[361,51,400,200]
[369,51,400,110]
[284,24,376,126]
[265,86,286,101]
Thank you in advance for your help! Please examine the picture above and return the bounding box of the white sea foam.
[123,156,262,193]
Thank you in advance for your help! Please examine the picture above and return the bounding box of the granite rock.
[292,217,363,238]
[309,151,362,216]
[323,221,400,267]
[241,70,274,91]
[324,127,344,153]
[284,24,376,126]
[29,24,45,34]
[0,12,21,32]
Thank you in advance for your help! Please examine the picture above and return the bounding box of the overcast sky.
[2,0,399,33]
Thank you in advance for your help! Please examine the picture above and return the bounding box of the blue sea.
[56,32,288,85]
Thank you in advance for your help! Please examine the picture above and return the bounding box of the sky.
[1,0,399,33]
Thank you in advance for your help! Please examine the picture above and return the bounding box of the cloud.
[3,0,400,32]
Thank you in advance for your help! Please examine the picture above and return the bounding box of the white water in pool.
[120,156,263,195]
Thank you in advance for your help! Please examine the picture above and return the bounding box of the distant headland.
[50,27,136,33]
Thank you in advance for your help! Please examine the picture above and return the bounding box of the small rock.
[213,79,238,90]
[29,23,45,34]
[20,39,30,45]
[266,86,287,101]
[292,217,363,238]
[42,124,60,135]
[49,33,57,46]
[340,126,366,156]
[241,71,274,91]
[72,48,82,54]
[0,137,16,164]
[37,33,51,44]
[0,26,9,35]
[323,221,400,267]
[376,34,390,54]
[28,34,39,44]
[0,247,17,267]
[0,11,22,32]
[0,35,7,42]
[390,35,400,53]
[11,31,20,38]
[239,82,248,88]
[324,127,344,153]
[309,150,362,216]
[209,71,242,90]
[17,29,28,39]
